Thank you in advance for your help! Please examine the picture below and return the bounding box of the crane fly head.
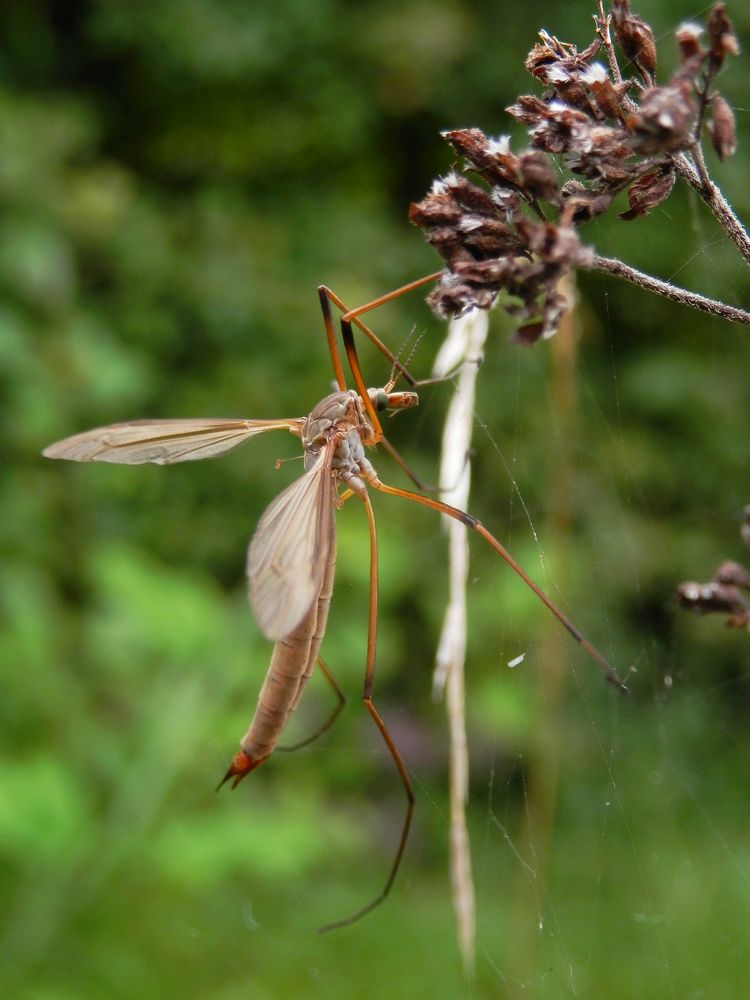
[367,387,419,413]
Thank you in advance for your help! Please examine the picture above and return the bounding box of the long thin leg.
[338,287,466,452]
[378,436,436,492]
[320,274,450,490]
[340,271,444,325]
[317,287,395,442]
[321,272,443,388]
[277,657,347,753]
[370,480,628,692]
[318,288,347,391]
[341,315,385,440]
[321,286,411,386]
[319,491,415,933]
[379,435,473,495]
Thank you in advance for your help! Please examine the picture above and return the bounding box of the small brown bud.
[425,227,473,268]
[588,74,626,121]
[676,580,750,619]
[675,21,705,63]
[408,194,461,228]
[505,95,550,127]
[442,128,522,189]
[458,217,524,259]
[442,127,491,164]
[714,561,750,590]
[627,84,695,153]
[620,165,676,220]
[612,0,657,81]
[707,3,740,69]
[560,182,614,222]
[447,175,500,215]
[708,94,737,161]
[517,151,560,203]
[525,40,560,81]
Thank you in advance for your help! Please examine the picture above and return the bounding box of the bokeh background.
[3,1,750,997]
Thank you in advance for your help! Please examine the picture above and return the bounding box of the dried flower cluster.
[677,509,750,631]
[410,1,739,342]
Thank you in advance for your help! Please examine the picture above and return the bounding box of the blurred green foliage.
[3,1,750,997]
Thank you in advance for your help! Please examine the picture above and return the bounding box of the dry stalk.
[432,307,489,977]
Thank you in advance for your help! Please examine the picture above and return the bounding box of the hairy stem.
[432,308,489,977]
[674,151,750,267]
[587,254,750,326]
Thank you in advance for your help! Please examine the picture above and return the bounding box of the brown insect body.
[42,383,419,792]
[223,387,418,787]
[225,527,337,784]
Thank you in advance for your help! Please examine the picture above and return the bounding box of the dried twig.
[410,2,743,342]
[588,255,750,326]
[678,509,750,631]
[432,308,489,977]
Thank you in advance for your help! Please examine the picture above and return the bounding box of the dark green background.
[3,2,750,997]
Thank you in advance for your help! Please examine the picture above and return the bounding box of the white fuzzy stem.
[432,308,489,977]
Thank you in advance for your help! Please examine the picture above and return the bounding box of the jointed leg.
[319,272,443,387]
[318,288,347,391]
[318,491,415,933]
[370,480,628,692]
[320,286,412,387]
[277,657,347,753]
[319,273,464,492]
[379,435,474,495]
[340,271,444,326]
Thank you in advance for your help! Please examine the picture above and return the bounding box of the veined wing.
[248,443,336,641]
[43,418,304,465]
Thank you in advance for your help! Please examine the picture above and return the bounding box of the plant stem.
[587,254,750,326]
[674,152,750,267]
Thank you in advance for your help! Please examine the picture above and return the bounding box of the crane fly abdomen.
[221,517,337,789]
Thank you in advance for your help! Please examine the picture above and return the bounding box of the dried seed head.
[627,83,695,153]
[676,579,750,623]
[708,94,737,161]
[612,0,657,81]
[714,561,750,590]
[560,182,614,222]
[707,3,740,69]
[620,165,676,221]
[587,72,628,121]
[676,21,705,63]
[412,2,733,338]
[517,151,560,203]
[442,128,523,190]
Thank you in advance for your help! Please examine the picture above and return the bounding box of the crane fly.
[43,273,626,931]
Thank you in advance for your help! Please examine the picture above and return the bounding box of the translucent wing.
[248,443,336,641]
[43,418,304,465]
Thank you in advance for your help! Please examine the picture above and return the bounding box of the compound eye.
[369,389,390,412]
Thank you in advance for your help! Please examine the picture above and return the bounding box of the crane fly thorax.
[302,391,371,451]
[301,389,377,493]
